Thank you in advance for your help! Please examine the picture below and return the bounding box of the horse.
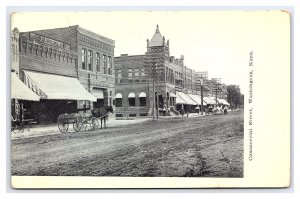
[91,106,114,129]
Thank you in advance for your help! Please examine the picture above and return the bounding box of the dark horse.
[91,106,114,129]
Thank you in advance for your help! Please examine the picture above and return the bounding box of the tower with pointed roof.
[146,25,170,58]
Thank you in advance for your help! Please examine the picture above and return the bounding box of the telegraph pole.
[152,78,155,119]
[200,78,204,115]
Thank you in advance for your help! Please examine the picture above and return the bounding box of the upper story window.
[128,69,133,78]
[87,50,92,71]
[103,54,107,74]
[96,52,100,72]
[82,48,86,70]
[141,69,146,77]
[134,69,139,77]
[108,56,112,75]
[115,69,122,83]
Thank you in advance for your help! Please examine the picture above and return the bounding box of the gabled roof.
[149,25,164,47]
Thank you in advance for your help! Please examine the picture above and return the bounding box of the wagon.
[57,113,99,133]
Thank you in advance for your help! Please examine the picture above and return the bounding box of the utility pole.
[152,78,155,119]
[144,52,164,120]
[200,80,204,115]
[212,78,222,107]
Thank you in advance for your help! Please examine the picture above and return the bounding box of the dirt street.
[11,110,244,177]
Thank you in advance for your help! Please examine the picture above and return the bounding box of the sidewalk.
[11,117,151,140]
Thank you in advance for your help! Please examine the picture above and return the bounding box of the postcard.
[9,10,290,188]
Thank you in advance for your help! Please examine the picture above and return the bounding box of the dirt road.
[11,110,244,177]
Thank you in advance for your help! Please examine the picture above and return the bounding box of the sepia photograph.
[9,10,290,188]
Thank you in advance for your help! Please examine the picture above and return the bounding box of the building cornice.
[77,26,115,46]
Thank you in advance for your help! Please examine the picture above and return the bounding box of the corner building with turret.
[114,25,201,118]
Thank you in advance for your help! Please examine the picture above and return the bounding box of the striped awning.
[176,92,197,105]
[23,70,97,101]
[188,94,207,106]
[218,99,230,106]
[11,72,40,101]
[203,96,217,105]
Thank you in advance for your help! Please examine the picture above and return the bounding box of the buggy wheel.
[80,121,89,132]
[73,118,82,132]
[58,122,69,133]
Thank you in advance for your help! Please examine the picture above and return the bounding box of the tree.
[226,85,243,109]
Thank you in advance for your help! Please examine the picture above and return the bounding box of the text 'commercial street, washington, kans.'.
[12,110,243,177]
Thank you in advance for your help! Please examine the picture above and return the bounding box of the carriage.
[57,106,113,133]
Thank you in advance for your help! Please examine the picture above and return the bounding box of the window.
[115,69,122,83]
[116,114,123,118]
[96,52,100,72]
[141,69,146,76]
[129,113,136,117]
[116,98,122,107]
[88,50,92,71]
[139,97,146,106]
[134,69,139,77]
[103,55,107,74]
[82,49,86,70]
[140,113,148,117]
[128,69,133,78]
[128,97,135,106]
[108,56,112,75]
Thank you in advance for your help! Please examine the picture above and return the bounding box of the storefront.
[21,70,96,123]
[11,72,40,123]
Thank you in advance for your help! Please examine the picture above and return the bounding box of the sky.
[11,11,289,94]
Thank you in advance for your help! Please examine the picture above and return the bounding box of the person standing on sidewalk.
[181,104,184,117]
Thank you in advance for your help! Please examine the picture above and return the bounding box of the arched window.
[139,92,147,106]
[128,93,136,106]
[115,93,123,107]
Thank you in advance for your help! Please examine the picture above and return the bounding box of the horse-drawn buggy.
[57,106,113,133]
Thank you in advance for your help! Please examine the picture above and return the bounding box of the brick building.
[14,26,115,123]
[114,25,204,118]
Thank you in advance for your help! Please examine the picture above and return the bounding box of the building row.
[11,25,229,123]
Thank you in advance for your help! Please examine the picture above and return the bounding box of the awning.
[188,94,207,106]
[176,92,197,105]
[91,89,104,99]
[128,92,135,98]
[11,72,40,101]
[218,99,230,106]
[115,93,122,98]
[203,96,216,105]
[175,92,188,104]
[139,92,146,98]
[23,70,97,101]
[169,92,176,98]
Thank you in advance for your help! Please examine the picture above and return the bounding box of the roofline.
[77,26,115,46]
[18,25,115,46]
